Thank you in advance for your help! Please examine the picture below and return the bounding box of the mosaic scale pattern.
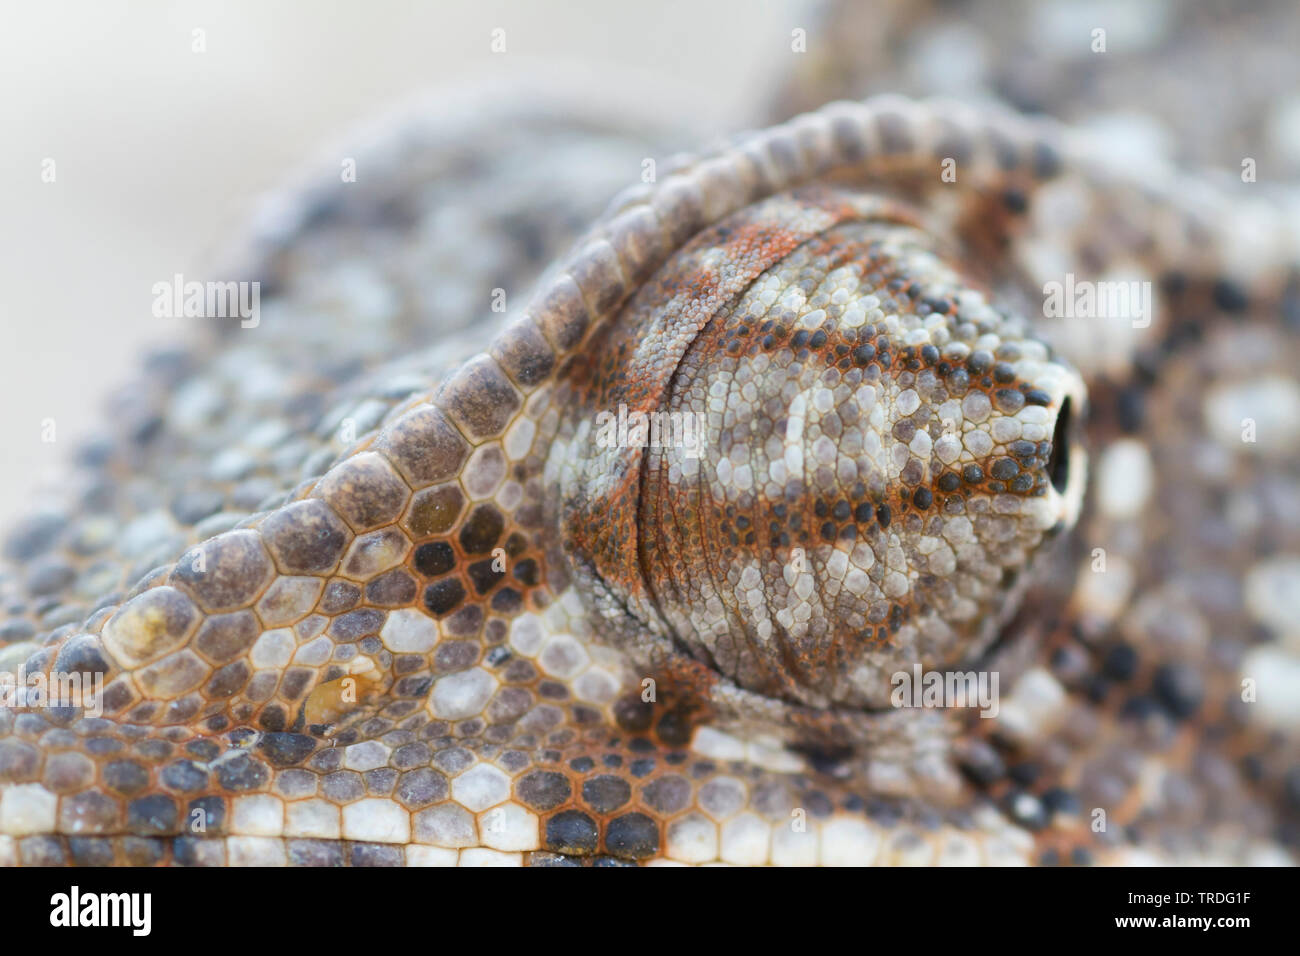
[1,92,1298,866]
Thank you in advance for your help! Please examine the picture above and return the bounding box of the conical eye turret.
[552,187,1087,710]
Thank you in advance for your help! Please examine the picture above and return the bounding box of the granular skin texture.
[2,9,1299,866]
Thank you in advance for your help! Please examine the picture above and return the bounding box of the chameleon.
[2,14,1299,867]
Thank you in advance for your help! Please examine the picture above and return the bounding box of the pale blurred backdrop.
[0,0,804,529]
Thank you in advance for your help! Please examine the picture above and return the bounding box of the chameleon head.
[558,187,1087,710]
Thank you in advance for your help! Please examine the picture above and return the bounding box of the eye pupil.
[1049,398,1072,493]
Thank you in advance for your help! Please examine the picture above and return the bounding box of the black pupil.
[1049,398,1071,493]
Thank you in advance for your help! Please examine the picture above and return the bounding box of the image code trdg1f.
[1,0,1298,870]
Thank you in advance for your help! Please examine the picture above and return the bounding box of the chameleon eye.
[555,187,1088,712]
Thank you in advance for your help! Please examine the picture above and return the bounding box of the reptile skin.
[3,35,1300,865]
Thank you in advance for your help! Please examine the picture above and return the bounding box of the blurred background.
[0,0,803,529]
